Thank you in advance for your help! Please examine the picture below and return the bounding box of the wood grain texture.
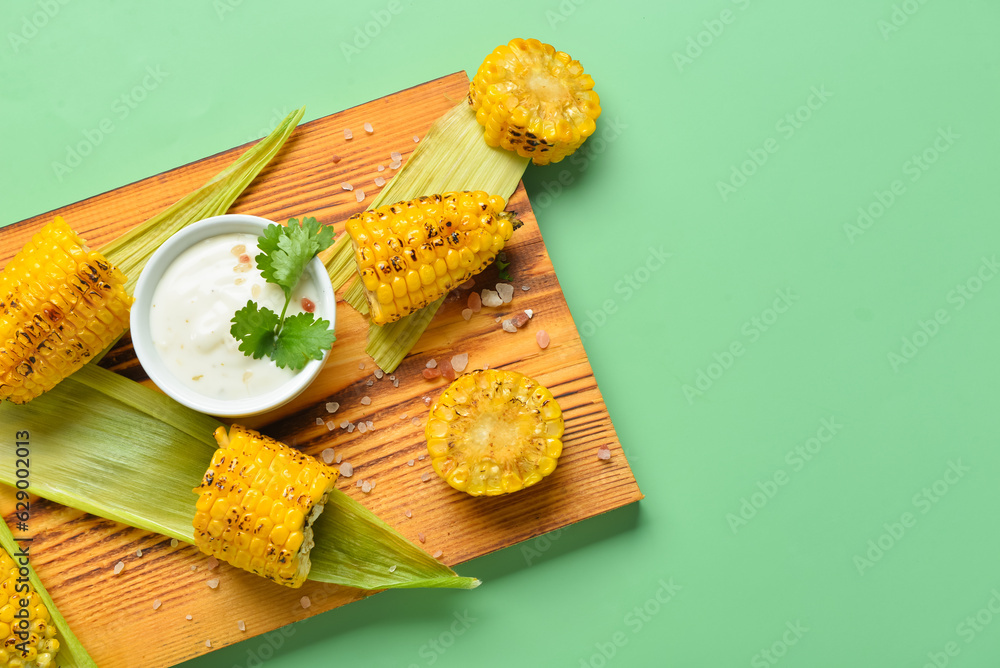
[0,72,642,667]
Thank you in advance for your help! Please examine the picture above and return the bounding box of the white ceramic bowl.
[130,214,336,417]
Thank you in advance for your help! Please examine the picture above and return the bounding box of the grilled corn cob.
[0,545,60,667]
[345,192,521,325]
[193,425,338,588]
[469,38,600,165]
[426,369,564,496]
[0,216,132,404]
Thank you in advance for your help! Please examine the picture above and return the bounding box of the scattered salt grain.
[390,161,401,170]
[370,480,376,490]
[191,565,197,571]
[522,285,531,291]
[359,362,365,370]
[358,422,368,434]
[377,164,385,172]
[404,509,412,518]
[400,413,407,419]
[340,421,349,429]
[481,289,502,307]
[341,182,353,191]
[301,596,311,609]
[326,421,335,431]
[511,312,530,328]
[374,369,384,379]
[390,375,396,381]
[451,353,469,373]
[206,640,212,648]
[390,151,402,162]
[321,448,336,464]
[525,309,533,318]
[331,155,342,163]
[238,620,246,632]
[426,359,438,368]
[462,309,473,320]
[412,417,421,426]
[468,292,482,312]
[361,396,372,405]
[336,454,343,464]
[460,278,477,290]
[389,564,397,572]
[356,479,363,488]
[340,462,354,477]
[113,562,124,575]
[326,401,340,413]
[374,176,386,187]
[413,135,420,143]
[536,330,550,349]
[347,423,355,433]
[153,599,161,610]
[393,378,399,387]
[439,358,455,380]
[207,579,220,589]
[432,550,443,559]
[366,379,374,386]
[418,454,426,461]
[362,481,372,493]
[598,447,612,461]
[423,368,442,379]
[421,473,431,482]
[343,128,353,140]
[186,615,193,621]
[315,417,324,426]
[355,189,365,202]
[496,283,515,303]
[408,459,415,467]
[207,557,219,570]
[366,420,374,430]
[502,320,517,333]
[364,122,374,134]
[423,396,432,405]
[136,548,143,557]
[170,539,178,548]
[418,533,426,543]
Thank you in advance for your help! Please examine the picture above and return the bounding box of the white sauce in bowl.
[149,232,320,400]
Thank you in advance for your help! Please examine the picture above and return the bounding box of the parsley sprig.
[230,217,336,370]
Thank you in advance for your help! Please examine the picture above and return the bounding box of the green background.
[2,0,999,666]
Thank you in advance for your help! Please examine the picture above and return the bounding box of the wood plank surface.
[0,72,642,667]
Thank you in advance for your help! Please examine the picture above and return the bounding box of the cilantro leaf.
[255,218,337,297]
[271,313,336,370]
[230,301,280,360]
[497,257,512,281]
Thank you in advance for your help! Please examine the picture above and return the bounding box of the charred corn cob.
[0,216,132,404]
[0,545,60,667]
[469,38,600,165]
[426,369,564,496]
[193,425,338,588]
[346,192,521,325]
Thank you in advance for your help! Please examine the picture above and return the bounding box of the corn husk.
[0,518,98,667]
[102,107,306,295]
[0,365,478,590]
[325,101,529,371]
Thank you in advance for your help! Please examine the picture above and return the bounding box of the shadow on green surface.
[180,502,643,667]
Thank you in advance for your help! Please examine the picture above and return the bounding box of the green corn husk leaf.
[325,101,529,372]
[102,107,306,295]
[0,518,98,667]
[0,364,478,590]
[343,276,369,314]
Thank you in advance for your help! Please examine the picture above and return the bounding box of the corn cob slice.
[0,546,60,667]
[426,369,564,496]
[193,424,338,588]
[0,216,132,404]
[469,38,600,165]
[345,191,521,325]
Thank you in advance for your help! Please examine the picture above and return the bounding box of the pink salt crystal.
[462,308,473,321]
[598,447,612,461]
[511,312,530,328]
[451,353,469,373]
[439,359,456,381]
[468,292,482,312]
[536,330,550,349]
[422,368,442,379]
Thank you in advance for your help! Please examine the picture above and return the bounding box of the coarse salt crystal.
[301,596,311,609]
[525,309,533,318]
[340,462,354,477]
[332,155,341,163]
[206,640,212,648]
[356,189,365,202]
[137,549,143,557]
[366,379,374,386]
[370,480,376,490]
[418,533,426,543]
[336,454,343,463]
[390,161,401,170]
[341,182,353,191]
[340,421,349,429]
[423,367,441,379]
[412,417,421,426]
[366,420,374,430]
[186,615,193,621]
[389,564,397,572]
[598,447,612,460]
[359,362,365,370]
[207,557,219,570]
[153,599,161,610]
[356,480,363,488]
[404,509,412,518]
[326,421,335,431]
[362,481,372,493]
[364,122,374,133]
[522,285,531,291]
[468,292,482,312]
[408,459,415,466]
[413,135,420,143]
[390,151,402,162]
[358,423,368,434]
[361,396,372,405]
[321,448,336,464]
[191,565,197,571]
[344,128,353,140]
[481,290,502,307]
[377,164,385,172]
[207,579,220,589]
[374,176,385,187]
[511,312,530,328]
[418,454,426,461]
[393,378,399,387]
[400,413,407,419]
[423,396,431,405]
[421,473,431,482]
[170,539,178,548]
[374,369,384,379]
[113,562,124,575]
[451,353,469,373]
[315,417,324,426]
[502,320,517,333]
[497,283,514,303]
[462,308,473,320]
[326,401,340,413]
[347,423,356,432]
[432,550,443,559]
[426,359,438,368]
[238,620,246,632]
[536,330,550,349]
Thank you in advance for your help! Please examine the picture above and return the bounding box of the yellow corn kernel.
[0,543,60,665]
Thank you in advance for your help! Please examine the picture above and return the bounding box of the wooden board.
[0,72,642,667]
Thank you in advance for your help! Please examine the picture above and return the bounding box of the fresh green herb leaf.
[231,301,280,360]
[256,218,336,297]
[497,257,512,282]
[272,313,337,370]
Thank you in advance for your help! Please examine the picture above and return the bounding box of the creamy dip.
[150,232,321,400]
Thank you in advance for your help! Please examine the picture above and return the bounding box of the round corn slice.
[469,37,601,165]
[425,369,564,496]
